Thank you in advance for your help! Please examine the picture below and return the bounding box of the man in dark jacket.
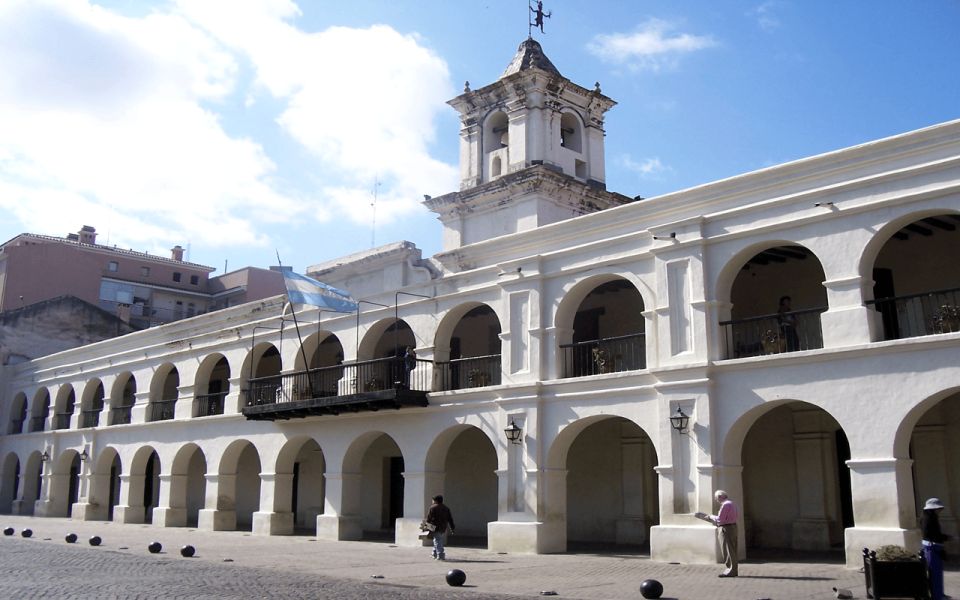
[425,495,455,560]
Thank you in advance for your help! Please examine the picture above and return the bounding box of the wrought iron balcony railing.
[80,409,101,429]
[434,354,502,391]
[194,392,227,417]
[8,418,24,435]
[720,307,826,359]
[53,412,72,430]
[866,286,960,341]
[29,416,46,432]
[109,405,132,425]
[559,332,646,378]
[148,399,176,422]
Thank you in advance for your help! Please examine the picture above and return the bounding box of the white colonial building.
[1,39,959,569]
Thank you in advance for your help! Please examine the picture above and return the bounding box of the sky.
[0,1,958,275]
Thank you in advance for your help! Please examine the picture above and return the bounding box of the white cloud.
[587,18,716,72]
[0,0,457,261]
[619,155,671,179]
[749,1,786,33]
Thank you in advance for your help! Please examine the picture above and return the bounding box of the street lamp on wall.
[79,448,89,462]
[669,407,690,434]
[504,419,523,445]
[40,450,50,462]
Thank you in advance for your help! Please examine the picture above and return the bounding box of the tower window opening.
[560,113,582,153]
[484,111,510,153]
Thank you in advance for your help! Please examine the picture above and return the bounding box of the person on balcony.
[403,346,417,389]
[921,497,950,600]
[777,295,800,352]
[424,495,455,561]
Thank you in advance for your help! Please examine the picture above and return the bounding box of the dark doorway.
[387,457,404,529]
[835,430,854,530]
[67,456,81,517]
[291,462,300,516]
[872,268,899,339]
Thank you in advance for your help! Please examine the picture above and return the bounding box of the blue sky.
[1,0,958,274]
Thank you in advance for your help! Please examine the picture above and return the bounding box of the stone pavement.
[0,515,955,599]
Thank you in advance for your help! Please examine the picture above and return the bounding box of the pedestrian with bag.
[424,495,455,561]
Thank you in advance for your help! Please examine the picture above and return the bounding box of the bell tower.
[426,39,630,251]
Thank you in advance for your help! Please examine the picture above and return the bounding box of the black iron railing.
[194,392,227,417]
[53,412,72,430]
[109,406,132,425]
[720,307,826,359]
[246,357,432,406]
[80,409,101,429]
[148,399,176,422]
[866,287,960,341]
[29,416,46,432]
[435,355,502,391]
[560,333,646,378]
[8,418,24,435]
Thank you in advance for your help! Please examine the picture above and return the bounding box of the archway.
[8,393,26,434]
[194,354,230,417]
[739,402,851,558]
[30,389,50,433]
[293,333,345,399]
[435,305,502,390]
[276,437,326,533]
[357,320,416,393]
[343,432,405,540]
[0,453,20,513]
[218,440,261,531]
[243,343,281,406]
[109,373,136,425]
[170,444,207,527]
[865,212,960,340]
[19,452,43,515]
[556,277,647,377]
[53,385,76,430]
[424,426,497,546]
[89,448,121,521]
[80,379,105,428]
[48,450,81,517]
[148,364,178,422]
[125,447,161,524]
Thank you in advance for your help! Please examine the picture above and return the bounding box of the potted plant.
[932,304,960,333]
[862,546,929,599]
[467,369,491,387]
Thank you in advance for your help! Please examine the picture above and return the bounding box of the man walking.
[698,490,739,577]
[425,495,455,561]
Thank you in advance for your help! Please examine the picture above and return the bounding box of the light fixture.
[40,450,50,462]
[669,407,690,434]
[814,201,835,207]
[653,232,677,241]
[79,448,89,462]
[504,419,523,445]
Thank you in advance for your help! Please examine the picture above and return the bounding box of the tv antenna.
[371,176,381,248]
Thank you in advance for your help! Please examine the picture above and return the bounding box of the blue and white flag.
[282,270,358,313]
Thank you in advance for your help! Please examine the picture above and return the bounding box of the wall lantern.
[504,420,523,445]
[40,450,50,462]
[79,448,89,462]
[669,407,690,434]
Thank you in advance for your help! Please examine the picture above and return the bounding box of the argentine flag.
[282,270,358,313]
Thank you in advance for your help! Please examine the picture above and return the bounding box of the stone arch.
[108,372,136,425]
[554,274,649,377]
[545,415,659,551]
[169,443,207,527]
[8,392,27,434]
[716,240,827,358]
[89,447,121,521]
[79,378,105,428]
[293,331,344,371]
[859,210,960,340]
[53,384,76,430]
[423,425,498,540]
[275,436,326,533]
[723,400,851,556]
[148,364,179,422]
[433,303,503,389]
[483,109,509,153]
[0,452,21,513]
[49,449,82,518]
[126,446,161,524]
[19,451,43,515]
[217,439,262,531]
[193,354,230,417]
[342,431,405,538]
[30,388,50,433]
[559,110,583,153]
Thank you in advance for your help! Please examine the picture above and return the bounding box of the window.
[172,272,182,282]
[108,261,119,272]
[189,275,199,285]
[141,266,150,277]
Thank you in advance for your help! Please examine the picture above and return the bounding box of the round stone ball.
[639,579,664,599]
[65,533,78,543]
[180,544,196,558]
[3,527,14,536]
[21,528,32,538]
[445,569,466,587]
[148,541,162,554]
[89,535,102,546]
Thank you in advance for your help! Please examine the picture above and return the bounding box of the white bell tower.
[425,39,631,251]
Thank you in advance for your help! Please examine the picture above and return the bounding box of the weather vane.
[529,0,550,37]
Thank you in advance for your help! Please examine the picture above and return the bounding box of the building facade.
[0,39,958,568]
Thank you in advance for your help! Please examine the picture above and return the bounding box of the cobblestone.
[0,515,955,599]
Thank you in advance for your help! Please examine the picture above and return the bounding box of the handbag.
[420,520,436,532]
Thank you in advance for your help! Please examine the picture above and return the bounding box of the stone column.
[252,472,294,535]
[197,473,237,531]
[315,472,362,541]
[112,474,146,523]
[226,376,244,415]
[175,384,195,420]
[32,466,60,517]
[821,275,879,347]
[153,474,187,527]
[844,457,919,567]
[72,458,108,521]
[395,470,444,547]
[130,391,150,425]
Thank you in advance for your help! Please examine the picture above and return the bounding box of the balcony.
[435,354,502,391]
[148,399,176,422]
[29,416,46,433]
[243,357,430,421]
[80,409,101,429]
[194,392,227,417]
[867,286,960,341]
[720,307,825,359]
[560,333,646,378]
[109,406,132,426]
[53,412,72,430]
[8,418,24,435]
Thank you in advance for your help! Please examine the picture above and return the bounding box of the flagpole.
[277,251,316,400]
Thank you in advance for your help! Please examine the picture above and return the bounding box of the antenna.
[371,176,381,248]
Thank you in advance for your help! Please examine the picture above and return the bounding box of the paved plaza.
[0,515,955,599]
